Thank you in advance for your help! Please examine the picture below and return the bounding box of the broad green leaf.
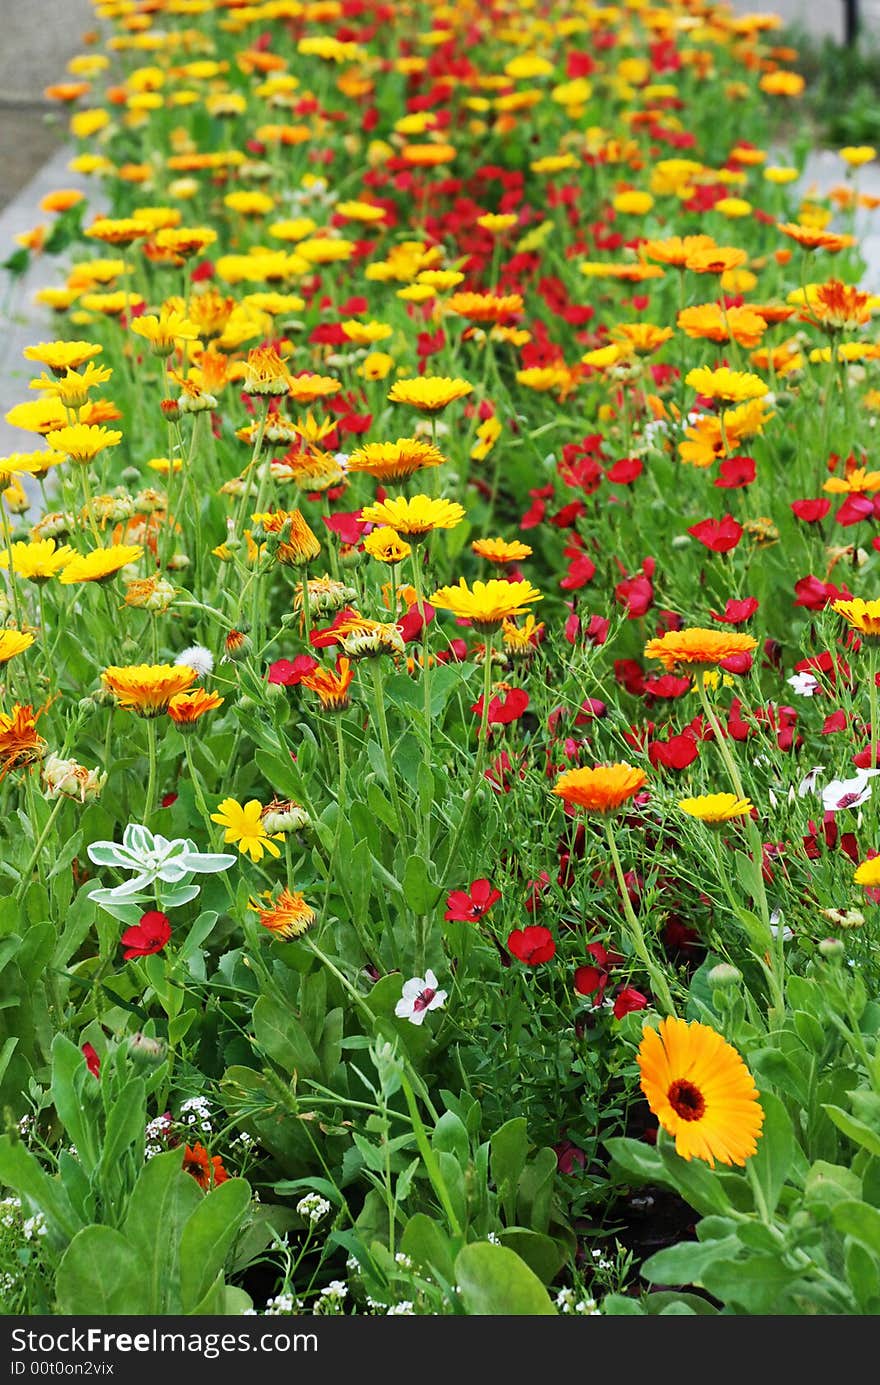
[123,1149,202,1314]
[0,1136,81,1243]
[180,1177,252,1313]
[454,1242,556,1315]
[748,1091,794,1216]
[824,1105,880,1159]
[252,995,321,1080]
[832,1199,880,1259]
[401,854,438,914]
[400,1212,457,1284]
[56,1226,151,1315]
[642,1235,740,1286]
[490,1118,528,1224]
[498,1229,566,1284]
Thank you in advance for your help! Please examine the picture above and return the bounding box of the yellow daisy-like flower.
[0,452,65,483]
[638,1017,764,1167]
[131,308,200,356]
[471,537,534,564]
[360,494,465,539]
[430,577,542,631]
[45,423,122,466]
[854,856,880,886]
[22,340,103,376]
[212,797,282,863]
[102,663,198,717]
[59,544,144,585]
[341,319,393,345]
[0,630,35,664]
[29,362,113,409]
[248,887,316,939]
[446,292,524,323]
[387,376,473,413]
[685,366,768,403]
[362,526,412,564]
[0,539,75,582]
[644,628,758,672]
[552,763,647,814]
[678,793,754,823]
[346,438,445,482]
[832,598,880,637]
[167,689,224,726]
[287,373,341,404]
[252,509,321,566]
[241,346,290,397]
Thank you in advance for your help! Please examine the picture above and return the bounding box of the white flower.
[798,766,824,796]
[822,769,880,813]
[386,1301,415,1315]
[86,824,235,906]
[296,1193,331,1225]
[394,970,447,1026]
[176,644,214,677]
[769,909,794,942]
[787,672,818,697]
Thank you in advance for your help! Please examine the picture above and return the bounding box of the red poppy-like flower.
[120,910,171,960]
[791,498,831,523]
[711,597,759,625]
[472,686,530,726]
[715,456,756,488]
[606,457,643,484]
[573,941,621,1001]
[794,576,852,611]
[688,514,743,553]
[507,925,556,965]
[649,732,700,771]
[445,878,502,922]
[615,561,654,617]
[82,1042,100,1078]
[268,654,319,685]
[613,986,649,1019]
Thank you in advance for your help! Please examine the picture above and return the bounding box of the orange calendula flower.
[641,234,716,268]
[777,222,855,253]
[59,544,144,585]
[249,887,316,940]
[609,323,673,356]
[471,537,533,564]
[362,526,412,564]
[644,628,758,671]
[430,577,542,631]
[301,658,355,712]
[168,689,224,726]
[45,423,122,466]
[241,346,290,397]
[360,494,465,539]
[252,509,321,565]
[0,703,48,778]
[552,763,647,813]
[346,438,445,482]
[801,279,873,333]
[677,303,768,349]
[683,244,748,275]
[387,376,473,412]
[102,664,198,717]
[22,340,103,376]
[824,467,880,495]
[638,1017,764,1167]
[685,366,768,403]
[832,598,880,637]
[446,291,524,322]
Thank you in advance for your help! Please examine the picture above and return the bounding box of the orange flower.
[182,1143,228,1190]
[644,628,758,672]
[248,887,316,940]
[301,658,355,711]
[0,704,48,779]
[552,763,647,814]
[777,223,855,253]
[683,245,748,275]
[168,689,224,725]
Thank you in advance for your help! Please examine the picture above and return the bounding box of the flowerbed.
[2,0,880,1318]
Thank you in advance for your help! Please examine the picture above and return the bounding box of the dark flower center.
[413,988,435,1013]
[667,1078,706,1122]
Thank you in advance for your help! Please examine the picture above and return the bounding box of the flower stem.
[144,717,159,824]
[15,791,64,902]
[604,819,676,1017]
[369,658,405,831]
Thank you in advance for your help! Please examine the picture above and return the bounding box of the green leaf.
[824,1105,880,1158]
[179,911,219,964]
[252,995,321,1080]
[642,1235,740,1287]
[832,1199,880,1259]
[50,1035,100,1177]
[454,1242,556,1315]
[605,1136,665,1185]
[490,1118,528,1224]
[180,1177,252,1313]
[97,1077,146,1198]
[123,1149,202,1314]
[56,1226,151,1315]
[400,1212,457,1284]
[749,1091,794,1215]
[498,1229,566,1284]
[0,1136,81,1243]
[402,854,438,914]
[516,1147,557,1235]
[804,1160,862,1212]
[658,1137,734,1217]
[432,1111,469,1168]
[845,1238,880,1313]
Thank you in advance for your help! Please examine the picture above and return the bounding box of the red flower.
[612,986,649,1018]
[472,686,529,726]
[710,597,759,625]
[268,654,319,685]
[714,456,755,488]
[688,514,743,553]
[507,925,556,965]
[82,1042,100,1079]
[648,732,700,771]
[606,457,643,484]
[445,878,502,922]
[793,575,852,611]
[573,942,620,1001]
[121,911,171,960]
[791,498,831,523]
[615,563,654,617]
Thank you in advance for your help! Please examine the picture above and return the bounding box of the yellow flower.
[212,798,282,863]
[59,544,144,585]
[613,190,654,215]
[360,494,465,538]
[476,213,517,234]
[45,423,122,466]
[552,763,646,813]
[471,537,533,564]
[168,689,224,725]
[678,793,753,823]
[387,376,473,413]
[0,451,64,483]
[854,856,880,886]
[29,362,113,408]
[0,630,35,664]
[346,438,445,482]
[251,509,321,566]
[832,598,880,637]
[341,319,392,345]
[638,1017,764,1167]
[360,352,394,381]
[131,308,200,356]
[102,663,198,717]
[248,887,316,939]
[362,527,412,564]
[22,340,103,375]
[685,366,767,403]
[840,145,876,168]
[644,628,758,672]
[429,577,542,631]
[0,539,75,582]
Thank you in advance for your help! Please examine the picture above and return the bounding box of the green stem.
[604,819,676,1017]
[368,658,405,831]
[15,792,64,902]
[144,716,159,824]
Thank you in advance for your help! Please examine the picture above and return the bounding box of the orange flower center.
[667,1079,706,1122]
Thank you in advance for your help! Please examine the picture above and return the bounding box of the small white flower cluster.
[232,1130,256,1150]
[264,1291,300,1316]
[393,1251,413,1269]
[180,1096,213,1134]
[0,1271,17,1298]
[486,1231,501,1245]
[555,1287,601,1315]
[315,1280,347,1313]
[22,1213,47,1242]
[17,1114,33,1139]
[386,1301,415,1315]
[144,1113,174,1159]
[590,1248,614,1273]
[296,1193,331,1225]
[0,1197,21,1230]
[0,1198,46,1242]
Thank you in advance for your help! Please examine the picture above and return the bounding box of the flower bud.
[224,628,251,661]
[707,962,742,988]
[42,753,106,803]
[818,937,845,961]
[128,1032,167,1066]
